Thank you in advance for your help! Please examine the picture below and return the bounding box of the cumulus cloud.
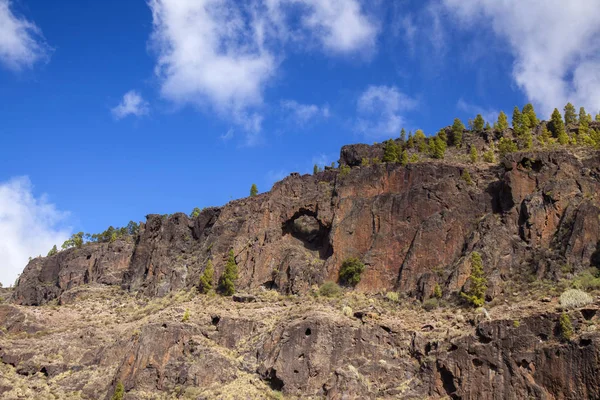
[0,0,50,70]
[355,85,416,138]
[281,99,329,125]
[0,177,70,287]
[457,98,498,126]
[442,0,600,116]
[111,90,149,119]
[147,0,377,140]
[293,0,378,54]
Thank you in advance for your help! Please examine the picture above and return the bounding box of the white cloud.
[293,0,378,54]
[355,85,416,138]
[220,128,234,141]
[0,177,70,287]
[147,0,378,141]
[457,98,498,126]
[442,0,600,117]
[111,90,149,119]
[0,0,50,70]
[281,99,329,125]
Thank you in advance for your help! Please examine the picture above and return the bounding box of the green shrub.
[218,250,238,296]
[433,284,443,299]
[361,158,370,166]
[422,298,439,311]
[460,252,487,307]
[451,118,465,146]
[400,150,408,166]
[483,146,495,163]
[559,312,573,341]
[513,320,520,328]
[386,291,399,302]
[498,137,518,156]
[559,288,593,309]
[339,257,365,287]
[339,165,351,177]
[319,281,342,298]
[182,309,190,322]
[469,145,478,163]
[461,170,473,185]
[190,207,202,218]
[111,382,124,400]
[199,259,214,294]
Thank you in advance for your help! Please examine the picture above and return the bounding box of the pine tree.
[218,250,238,296]
[112,382,125,400]
[470,145,478,164]
[539,125,552,146]
[472,114,485,131]
[485,122,491,130]
[47,245,58,257]
[512,106,524,136]
[382,139,400,163]
[429,136,446,159]
[577,107,591,144]
[199,259,214,294]
[451,118,465,146]
[400,150,408,166]
[550,108,568,144]
[250,184,258,197]
[497,111,509,131]
[564,102,577,125]
[460,252,487,307]
[313,164,319,175]
[406,132,414,149]
[400,128,406,143]
[522,103,538,128]
[414,130,427,152]
[521,129,533,150]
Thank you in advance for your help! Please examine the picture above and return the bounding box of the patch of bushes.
[559,288,593,309]
[319,281,342,298]
[339,164,351,177]
[386,291,399,302]
[339,257,365,287]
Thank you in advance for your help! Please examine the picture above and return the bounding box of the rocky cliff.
[4,124,600,399]
[13,148,600,306]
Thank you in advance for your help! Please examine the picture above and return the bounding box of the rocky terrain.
[2,120,600,399]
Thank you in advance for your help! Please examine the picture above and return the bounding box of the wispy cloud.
[355,85,417,139]
[112,90,149,119]
[443,0,600,116]
[0,0,51,71]
[0,177,70,287]
[457,98,498,126]
[281,100,330,126]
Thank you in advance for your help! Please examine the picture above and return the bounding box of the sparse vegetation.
[190,207,201,218]
[422,298,439,311]
[250,183,258,197]
[386,291,399,302]
[339,257,365,287]
[339,164,351,177]
[469,145,478,163]
[182,309,191,322]
[433,284,442,299]
[47,245,58,257]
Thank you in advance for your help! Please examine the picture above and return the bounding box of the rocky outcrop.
[12,148,600,306]
[13,240,133,306]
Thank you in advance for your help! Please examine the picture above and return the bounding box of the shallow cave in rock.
[282,209,333,260]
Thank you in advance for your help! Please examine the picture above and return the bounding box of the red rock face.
[12,149,600,306]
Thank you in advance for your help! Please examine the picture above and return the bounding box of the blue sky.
[1,0,599,285]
